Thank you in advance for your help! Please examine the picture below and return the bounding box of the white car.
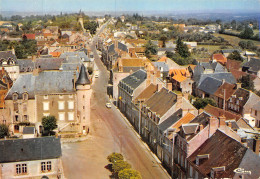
[106,102,111,108]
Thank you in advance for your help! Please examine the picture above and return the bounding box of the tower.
[78,10,86,32]
[76,64,91,134]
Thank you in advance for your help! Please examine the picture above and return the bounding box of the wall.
[1,158,61,179]
[36,93,77,133]
[113,72,129,102]
[76,84,92,134]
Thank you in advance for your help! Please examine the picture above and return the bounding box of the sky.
[1,0,260,14]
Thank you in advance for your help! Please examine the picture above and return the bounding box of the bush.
[113,160,131,173]
[193,98,217,109]
[107,153,124,164]
[42,116,57,133]
[118,169,142,179]
[0,124,9,138]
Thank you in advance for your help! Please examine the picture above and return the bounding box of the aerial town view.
[0,0,260,178]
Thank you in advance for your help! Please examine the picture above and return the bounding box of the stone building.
[0,137,63,179]
[4,64,91,135]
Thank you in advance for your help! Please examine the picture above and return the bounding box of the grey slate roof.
[198,72,236,86]
[108,42,128,54]
[158,48,175,52]
[189,112,211,127]
[121,69,147,90]
[76,65,90,85]
[0,51,17,64]
[0,137,61,163]
[198,77,223,95]
[152,62,169,72]
[61,63,80,71]
[60,51,90,62]
[5,71,78,100]
[23,127,35,134]
[221,49,242,54]
[158,109,182,132]
[243,58,260,73]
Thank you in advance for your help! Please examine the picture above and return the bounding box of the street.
[61,22,170,179]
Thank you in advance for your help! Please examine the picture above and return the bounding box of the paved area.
[61,22,170,179]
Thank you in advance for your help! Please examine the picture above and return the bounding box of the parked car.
[95,74,99,78]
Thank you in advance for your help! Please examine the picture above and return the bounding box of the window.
[13,93,18,101]
[47,161,52,171]
[58,101,65,110]
[22,164,27,173]
[16,164,21,174]
[68,101,74,110]
[23,93,28,100]
[41,162,46,172]
[23,115,28,121]
[59,95,63,99]
[83,106,85,109]
[43,102,49,111]
[255,110,258,116]
[43,113,50,117]
[16,163,27,174]
[59,113,65,121]
[41,161,52,172]
[44,95,48,99]
[68,112,74,121]
[69,94,73,98]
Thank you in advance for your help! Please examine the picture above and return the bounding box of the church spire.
[76,64,90,85]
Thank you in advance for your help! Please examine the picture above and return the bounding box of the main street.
[61,22,170,179]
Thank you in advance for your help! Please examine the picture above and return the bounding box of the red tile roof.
[24,34,35,40]
[204,104,241,121]
[214,82,237,100]
[212,54,227,65]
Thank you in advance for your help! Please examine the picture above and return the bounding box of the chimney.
[176,93,183,110]
[209,116,219,137]
[32,55,36,62]
[146,70,151,87]
[222,79,225,85]
[32,68,40,76]
[183,91,189,100]
[157,83,163,91]
[77,66,79,72]
[219,116,226,128]
[199,124,204,131]
[11,47,15,55]
[167,83,172,91]
[236,83,241,89]
[228,121,232,128]
[114,40,118,51]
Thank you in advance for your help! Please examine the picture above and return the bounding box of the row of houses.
[97,23,260,178]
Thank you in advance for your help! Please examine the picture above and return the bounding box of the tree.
[175,38,190,58]
[240,26,254,39]
[118,169,142,179]
[227,50,243,61]
[0,124,9,138]
[238,41,247,49]
[113,160,131,173]
[144,40,158,58]
[84,21,98,35]
[193,98,217,109]
[42,116,57,133]
[239,75,254,91]
[107,153,124,163]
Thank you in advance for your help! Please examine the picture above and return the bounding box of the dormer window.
[12,93,18,101]
[196,154,209,165]
[23,93,28,100]
[211,166,225,179]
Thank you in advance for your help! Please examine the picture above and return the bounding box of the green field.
[214,33,260,47]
